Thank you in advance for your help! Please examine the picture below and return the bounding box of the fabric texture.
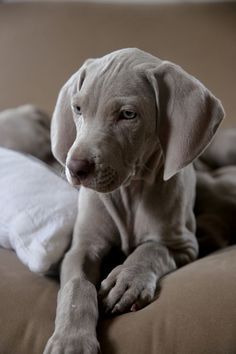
[0,246,236,354]
[0,148,77,273]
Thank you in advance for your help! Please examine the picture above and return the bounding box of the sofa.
[0,2,236,354]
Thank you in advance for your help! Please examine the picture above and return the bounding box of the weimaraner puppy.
[44,48,224,354]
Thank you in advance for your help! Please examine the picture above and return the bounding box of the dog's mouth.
[66,163,130,193]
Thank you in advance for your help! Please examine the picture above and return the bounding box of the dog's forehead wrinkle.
[75,48,162,99]
[97,77,151,110]
[99,48,161,68]
[82,50,160,97]
[77,68,86,91]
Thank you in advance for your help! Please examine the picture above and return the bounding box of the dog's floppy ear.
[51,59,94,165]
[148,62,225,181]
[51,72,78,165]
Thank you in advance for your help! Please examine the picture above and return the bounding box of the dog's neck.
[132,145,164,185]
[100,146,165,255]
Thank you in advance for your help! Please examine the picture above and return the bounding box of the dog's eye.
[73,105,81,115]
[120,110,137,120]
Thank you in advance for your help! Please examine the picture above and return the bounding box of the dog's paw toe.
[99,264,157,314]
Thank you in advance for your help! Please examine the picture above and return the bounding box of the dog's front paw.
[43,332,100,354]
[98,264,158,314]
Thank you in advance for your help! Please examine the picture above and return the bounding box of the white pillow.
[0,147,78,274]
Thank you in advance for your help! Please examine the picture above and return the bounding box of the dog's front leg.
[44,246,101,354]
[44,191,117,354]
[99,241,176,314]
[44,250,100,354]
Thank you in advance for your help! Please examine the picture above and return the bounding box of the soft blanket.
[0,148,78,273]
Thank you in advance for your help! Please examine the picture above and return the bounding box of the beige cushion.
[1,246,236,354]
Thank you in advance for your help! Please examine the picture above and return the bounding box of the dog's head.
[51,48,224,192]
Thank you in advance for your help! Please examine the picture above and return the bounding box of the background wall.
[0,1,235,126]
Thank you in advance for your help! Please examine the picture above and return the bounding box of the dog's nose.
[67,159,95,181]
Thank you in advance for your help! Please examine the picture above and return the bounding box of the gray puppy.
[45,48,224,354]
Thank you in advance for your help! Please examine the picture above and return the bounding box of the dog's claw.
[130,303,139,312]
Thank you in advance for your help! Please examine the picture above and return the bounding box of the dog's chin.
[89,171,135,193]
[82,177,125,193]
[67,176,131,193]
[66,168,132,193]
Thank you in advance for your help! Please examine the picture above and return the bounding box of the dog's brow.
[109,96,140,107]
[71,93,85,106]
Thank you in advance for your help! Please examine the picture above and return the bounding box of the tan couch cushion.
[1,246,236,354]
[0,2,235,127]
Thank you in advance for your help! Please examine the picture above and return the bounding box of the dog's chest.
[102,183,151,254]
